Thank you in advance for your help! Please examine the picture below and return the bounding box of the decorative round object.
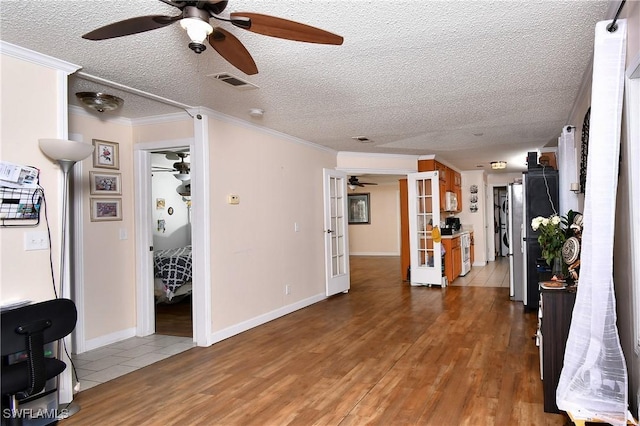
[470,195,478,203]
[470,185,478,193]
[562,236,580,265]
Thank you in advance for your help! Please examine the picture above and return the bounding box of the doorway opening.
[151,149,193,338]
[493,186,509,258]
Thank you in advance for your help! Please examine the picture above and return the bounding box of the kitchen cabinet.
[441,235,461,284]
[540,288,576,413]
[453,171,462,213]
[418,159,461,213]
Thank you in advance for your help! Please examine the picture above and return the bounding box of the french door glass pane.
[415,177,435,267]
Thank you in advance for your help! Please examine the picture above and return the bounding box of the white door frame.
[133,133,210,346]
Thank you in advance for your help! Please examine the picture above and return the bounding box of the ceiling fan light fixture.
[490,161,507,170]
[174,172,190,181]
[75,92,123,113]
[180,8,213,54]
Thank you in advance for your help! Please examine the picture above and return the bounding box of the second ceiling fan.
[348,176,378,189]
[82,0,343,76]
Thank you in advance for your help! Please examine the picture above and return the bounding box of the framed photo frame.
[348,193,370,224]
[90,198,122,222]
[89,171,121,195]
[92,139,119,169]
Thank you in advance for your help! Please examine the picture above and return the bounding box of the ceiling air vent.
[352,136,373,143]
[207,73,259,91]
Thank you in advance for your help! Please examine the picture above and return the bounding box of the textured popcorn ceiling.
[0,0,612,172]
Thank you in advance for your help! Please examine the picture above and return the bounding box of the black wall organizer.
[0,186,44,227]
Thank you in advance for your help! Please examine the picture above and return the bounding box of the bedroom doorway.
[150,149,193,338]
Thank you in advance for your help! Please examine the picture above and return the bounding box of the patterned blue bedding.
[153,245,192,300]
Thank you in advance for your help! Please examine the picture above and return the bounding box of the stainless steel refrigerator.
[522,168,559,310]
[507,183,524,301]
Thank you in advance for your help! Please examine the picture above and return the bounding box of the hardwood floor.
[155,295,192,337]
[63,256,566,425]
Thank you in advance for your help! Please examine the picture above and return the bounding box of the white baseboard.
[208,293,327,345]
[350,252,399,256]
[80,327,137,353]
[78,294,327,353]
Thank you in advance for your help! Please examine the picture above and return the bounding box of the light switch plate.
[24,231,48,251]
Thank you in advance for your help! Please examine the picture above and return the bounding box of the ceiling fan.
[82,0,344,75]
[348,176,378,189]
[152,152,191,180]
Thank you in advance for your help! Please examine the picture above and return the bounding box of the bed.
[153,245,192,303]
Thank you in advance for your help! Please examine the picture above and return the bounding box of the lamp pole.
[39,139,94,420]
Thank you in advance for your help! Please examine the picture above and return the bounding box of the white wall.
[151,153,191,250]
[0,48,76,303]
[348,182,400,256]
[207,116,337,333]
[458,170,487,266]
[69,112,137,342]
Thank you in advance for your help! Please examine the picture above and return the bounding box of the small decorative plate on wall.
[470,185,478,194]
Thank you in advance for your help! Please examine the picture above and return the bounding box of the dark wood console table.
[540,287,576,413]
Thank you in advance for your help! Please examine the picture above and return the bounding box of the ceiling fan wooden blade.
[208,28,258,75]
[82,15,181,40]
[229,12,343,45]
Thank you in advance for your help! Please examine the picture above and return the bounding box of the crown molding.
[338,151,420,160]
[69,105,132,126]
[130,111,192,127]
[0,41,80,74]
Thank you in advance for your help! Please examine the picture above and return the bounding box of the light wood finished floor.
[62,256,566,425]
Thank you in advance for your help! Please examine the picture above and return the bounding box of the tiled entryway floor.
[71,334,194,392]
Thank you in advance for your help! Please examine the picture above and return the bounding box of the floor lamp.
[38,138,94,419]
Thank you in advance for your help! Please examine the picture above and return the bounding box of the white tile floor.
[71,334,194,391]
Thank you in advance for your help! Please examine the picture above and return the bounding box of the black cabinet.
[523,168,559,310]
[540,288,576,413]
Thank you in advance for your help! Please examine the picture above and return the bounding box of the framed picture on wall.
[89,171,121,195]
[90,198,122,221]
[348,193,370,224]
[92,139,119,169]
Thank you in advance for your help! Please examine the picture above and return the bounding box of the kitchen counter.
[440,231,469,239]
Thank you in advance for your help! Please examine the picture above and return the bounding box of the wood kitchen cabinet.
[453,171,462,213]
[441,236,461,284]
[418,159,461,213]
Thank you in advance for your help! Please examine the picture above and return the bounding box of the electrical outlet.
[24,231,48,251]
[227,194,240,205]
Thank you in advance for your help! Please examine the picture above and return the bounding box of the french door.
[323,169,350,296]
[408,171,443,286]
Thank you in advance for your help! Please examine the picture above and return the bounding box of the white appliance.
[444,191,458,212]
[507,183,524,301]
[459,232,471,276]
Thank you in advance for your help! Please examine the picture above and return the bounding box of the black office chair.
[1,298,77,426]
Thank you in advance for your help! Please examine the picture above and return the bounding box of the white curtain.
[557,125,579,215]
[556,19,629,425]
